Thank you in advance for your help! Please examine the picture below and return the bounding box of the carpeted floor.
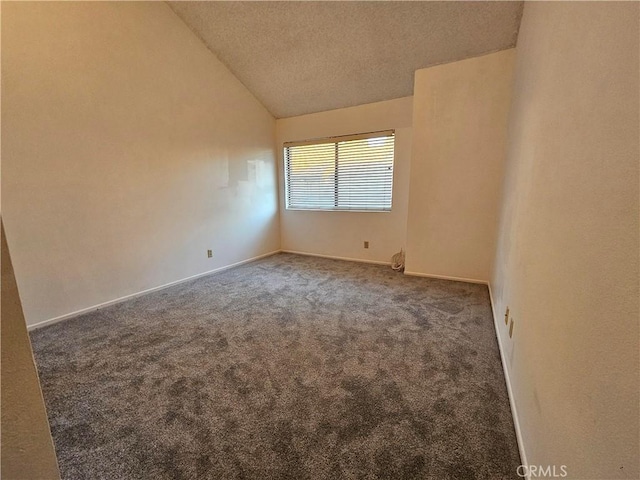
[30,253,521,479]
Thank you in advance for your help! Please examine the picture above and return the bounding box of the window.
[284,130,395,211]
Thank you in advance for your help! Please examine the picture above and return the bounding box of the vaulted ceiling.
[168,1,523,118]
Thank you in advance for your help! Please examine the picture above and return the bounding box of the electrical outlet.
[207,249,213,258]
[364,241,369,249]
[504,306,510,325]
[509,318,514,338]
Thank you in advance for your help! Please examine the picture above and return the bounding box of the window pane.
[286,143,335,209]
[336,135,394,211]
[285,131,394,211]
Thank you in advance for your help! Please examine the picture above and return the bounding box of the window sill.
[285,208,391,213]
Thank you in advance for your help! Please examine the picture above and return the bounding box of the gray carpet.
[30,253,521,480]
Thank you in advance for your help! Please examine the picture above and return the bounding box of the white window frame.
[284,130,395,212]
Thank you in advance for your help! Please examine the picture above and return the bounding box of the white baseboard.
[404,270,487,285]
[280,249,391,266]
[487,283,529,478]
[27,250,282,331]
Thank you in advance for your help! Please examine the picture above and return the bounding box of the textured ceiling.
[168,1,523,118]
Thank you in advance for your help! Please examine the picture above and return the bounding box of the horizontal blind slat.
[285,131,394,210]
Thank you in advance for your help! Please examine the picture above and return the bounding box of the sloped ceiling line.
[168,1,523,118]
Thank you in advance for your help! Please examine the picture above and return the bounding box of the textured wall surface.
[276,97,413,264]
[406,50,515,282]
[491,3,639,478]
[169,1,522,118]
[2,2,279,326]
[1,222,60,479]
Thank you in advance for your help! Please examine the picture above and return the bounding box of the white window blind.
[284,130,395,211]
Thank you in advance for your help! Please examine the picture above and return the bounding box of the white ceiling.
[168,1,523,118]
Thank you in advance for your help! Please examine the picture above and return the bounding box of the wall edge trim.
[27,250,282,331]
[281,249,391,266]
[403,270,487,285]
[487,282,530,479]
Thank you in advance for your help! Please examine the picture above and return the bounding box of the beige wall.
[491,3,639,479]
[2,2,280,327]
[405,50,515,282]
[1,221,60,479]
[276,97,413,264]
